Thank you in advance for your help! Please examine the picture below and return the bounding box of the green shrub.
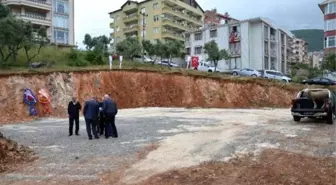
[66,59,88,67]
[292,75,307,83]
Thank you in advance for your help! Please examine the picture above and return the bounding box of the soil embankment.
[0,70,301,124]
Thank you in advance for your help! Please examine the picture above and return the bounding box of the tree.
[116,37,142,62]
[166,40,183,68]
[0,3,28,63]
[142,40,156,64]
[321,53,336,72]
[23,25,49,63]
[204,40,230,71]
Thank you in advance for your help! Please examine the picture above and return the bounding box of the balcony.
[270,35,276,42]
[271,50,277,57]
[14,13,51,26]
[110,22,114,28]
[162,18,188,31]
[2,0,51,11]
[264,50,269,56]
[124,25,139,34]
[162,6,202,27]
[122,2,138,13]
[229,49,241,57]
[162,29,184,41]
[163,0,203,18]
[123,13,138,23]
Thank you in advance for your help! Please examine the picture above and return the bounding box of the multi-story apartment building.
[319,0,336,54]
[1,0,75,46]
[308,51,324,68]
[185,17,293,73]
[289,38,309,64]
[108,0,204,49]
[204,9,238,27]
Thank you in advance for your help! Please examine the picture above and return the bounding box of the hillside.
[291,29,324,52]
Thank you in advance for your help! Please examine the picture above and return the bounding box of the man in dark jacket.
[83,96,100,140]
[103,94,118,139]
[67,97,81,136]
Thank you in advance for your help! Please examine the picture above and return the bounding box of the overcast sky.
[75,0,324,48]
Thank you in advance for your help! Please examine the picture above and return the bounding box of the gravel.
[0,107,335,185]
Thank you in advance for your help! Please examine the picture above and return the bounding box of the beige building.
[1,0,75,46]
[308,51,324,68]
[289,38,309,64]
[109,0,204,49]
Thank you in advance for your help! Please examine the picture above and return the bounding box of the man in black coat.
[103,94,118,139]
[67,97,81,136]
[83,96,100,140]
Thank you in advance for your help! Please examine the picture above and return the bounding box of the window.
[116,26,119,32]
[194,32,202,40]
[154,15,159,22]
[194,46,202,54]
[55,0,68,14]
[54,15,68,28]
[325,19,336,31]
[153,27,159,33]
[325,2,336,14]
[186,48,190,55]
[54,29,68,44]
[153,3,158,9]
[210,29,217,38]
[139,19,147,25]
[325,36,336,48]
[141,7,146,13]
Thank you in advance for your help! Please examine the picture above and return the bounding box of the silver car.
[232,68,261,77]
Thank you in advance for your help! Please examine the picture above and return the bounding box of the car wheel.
[282,79,287,82]
[293,116,301,122]
[208,70,213,72]
[233,72,238,76]
[326,110,335,124]
[251,74,257,77]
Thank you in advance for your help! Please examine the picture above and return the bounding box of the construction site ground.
[0,108,335,185]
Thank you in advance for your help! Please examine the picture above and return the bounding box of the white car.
[134,56,154,63]
[232,68,261,77]
[262,70,292,83]
[196,61,225,72]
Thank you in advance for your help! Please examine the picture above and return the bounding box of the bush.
[66,49,88,67]
[85,51,96,62]
[292,75,307,83]
[85,50,105,65]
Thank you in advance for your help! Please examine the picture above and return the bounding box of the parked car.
[301,77,336,86]
[196,61,225,72]
[291,88,336,124]
[261,70,292,83]
[232,68,261,77]
[157,60,179,67]
[134,56,154,63]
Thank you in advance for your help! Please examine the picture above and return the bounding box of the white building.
[185,17,293,73]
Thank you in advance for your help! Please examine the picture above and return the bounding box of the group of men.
[67,94,118,140]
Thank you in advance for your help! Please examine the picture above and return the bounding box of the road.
[0,108,335,185]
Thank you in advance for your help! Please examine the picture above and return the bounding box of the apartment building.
[1,0,75,46]
[308,51,324,68]
[185,17,293,73]
[319,0,336,54]
[204,9,238,27]
[289,38,309,64]
[108,0,204,48]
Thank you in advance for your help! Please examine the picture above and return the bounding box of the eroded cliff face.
[0,71,300,124]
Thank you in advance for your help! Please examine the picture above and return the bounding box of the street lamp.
[139,11,148,62]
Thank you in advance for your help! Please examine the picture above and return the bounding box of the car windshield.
[273,72,283,76]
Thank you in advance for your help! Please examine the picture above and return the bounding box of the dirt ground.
[0,133,36,173]
[0,108,335,185]
[134,149,335,185]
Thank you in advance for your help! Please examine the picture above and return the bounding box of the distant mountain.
[291,29,324,52]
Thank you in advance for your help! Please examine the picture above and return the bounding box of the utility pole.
[140,11,148,62]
